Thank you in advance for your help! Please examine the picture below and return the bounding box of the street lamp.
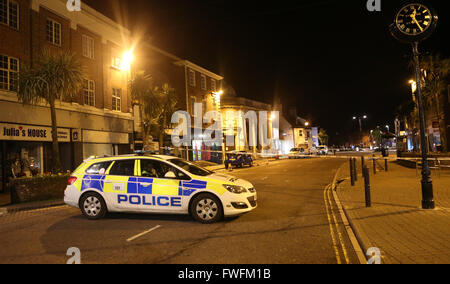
[353,115,368,133]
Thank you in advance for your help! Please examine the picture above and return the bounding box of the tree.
[18,50,83,172]
[372,127,383,146]
[129,71,154,147]
[152,83,177,151]
[129,71,177,152]
[318,128,329,146]
[420,54,450,152]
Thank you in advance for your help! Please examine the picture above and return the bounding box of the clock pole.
[412,41,435,210]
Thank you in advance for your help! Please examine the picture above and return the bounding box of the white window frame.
[200,74,207,90]
[0,0,19,30]
[0,54,19,92]
[82,35,94,59]
[83,79,95,107]
[46,18,61,46]
[112,88,122,112]
[189,69,196,87]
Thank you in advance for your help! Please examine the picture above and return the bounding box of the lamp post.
[353,115,367,147]
[412,42,435,209]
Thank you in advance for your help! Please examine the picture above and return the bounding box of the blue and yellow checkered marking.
[80,176,210,197]
[81,175,106,192]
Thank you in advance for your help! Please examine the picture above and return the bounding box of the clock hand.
[410,9,424,32]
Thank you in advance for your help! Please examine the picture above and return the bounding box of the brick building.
[0,0,134,192]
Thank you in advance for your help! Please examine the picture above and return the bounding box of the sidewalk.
[336,160,450,264]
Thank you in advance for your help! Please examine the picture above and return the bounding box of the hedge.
[11,174,70,204]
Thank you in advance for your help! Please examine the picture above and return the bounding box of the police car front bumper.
[223,191,257,217]
[64,185,81,209]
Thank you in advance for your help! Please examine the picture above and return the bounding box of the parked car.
[318,146,329,155]
[225,152,253,169]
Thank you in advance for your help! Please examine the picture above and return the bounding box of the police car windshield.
[168,159,213,176]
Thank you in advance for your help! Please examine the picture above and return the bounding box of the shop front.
[0,123,71,192]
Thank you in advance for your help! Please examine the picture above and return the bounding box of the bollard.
[373,158,377,175]
[363,166,372,208]
[385,159,388,172]
[353,158,358,182]
[361,156,365,176]
[350,158,355,186]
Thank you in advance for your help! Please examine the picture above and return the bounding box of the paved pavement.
[336,159,450,264]
[0,158,359,264]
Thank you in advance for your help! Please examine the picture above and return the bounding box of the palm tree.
[318,128,329,146]
[18,50,83,172]
[153,83,177,151]
[420,54,450,152]
[129,71,154,148]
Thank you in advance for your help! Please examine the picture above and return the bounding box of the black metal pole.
[412,42,435,210]
[350,158,355,186]
[361,156,365,176]
[363,166,371,208]
[353,158,357,182]
[373,157,377,175]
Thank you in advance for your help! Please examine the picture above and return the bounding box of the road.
[0,158,359,264]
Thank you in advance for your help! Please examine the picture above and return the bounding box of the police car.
[64,155,257,223]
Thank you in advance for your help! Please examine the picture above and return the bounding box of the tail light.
[67,176,77,186]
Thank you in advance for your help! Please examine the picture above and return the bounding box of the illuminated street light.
[120,50,134,70]
[305,121,310,127]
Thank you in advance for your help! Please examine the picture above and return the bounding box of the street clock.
[390,1,438,43]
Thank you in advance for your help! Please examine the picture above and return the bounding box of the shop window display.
[6,142,42,178]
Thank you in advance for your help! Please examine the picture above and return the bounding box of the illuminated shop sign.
[0,123,71,142]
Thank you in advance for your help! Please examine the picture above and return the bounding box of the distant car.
[225,152,253,169]
[288,148,306,159]
[318,146,328,155]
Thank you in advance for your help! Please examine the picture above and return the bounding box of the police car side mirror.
[164,171,176,179]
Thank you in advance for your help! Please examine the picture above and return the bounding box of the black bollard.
[373,158,377,175]
[385,159,388,172]
[361,156,365,176]
[353,158,358,182]
[363,166,372,208]
[350,158,355,186]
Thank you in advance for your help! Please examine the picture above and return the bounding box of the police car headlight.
[222,184,247,194]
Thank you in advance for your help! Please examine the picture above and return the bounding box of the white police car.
[64,155,257,223]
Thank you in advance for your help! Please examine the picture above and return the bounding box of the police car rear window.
[86,161,113,175]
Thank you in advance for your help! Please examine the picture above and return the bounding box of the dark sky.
[85,0,449,144]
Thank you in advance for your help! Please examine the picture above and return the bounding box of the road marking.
[327,187,350,264]
[126,225,161,242]
[324,184,342,264]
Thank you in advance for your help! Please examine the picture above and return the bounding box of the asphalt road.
[0,158,359,264]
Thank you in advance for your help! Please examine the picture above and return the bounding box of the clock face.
[395,3,433,36]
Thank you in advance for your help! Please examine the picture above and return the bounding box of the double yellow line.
[324,184,350,264]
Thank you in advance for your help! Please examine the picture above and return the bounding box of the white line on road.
[126,225,161,242]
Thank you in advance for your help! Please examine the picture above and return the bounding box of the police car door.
[139,159,186,213]
[104,159,136,209]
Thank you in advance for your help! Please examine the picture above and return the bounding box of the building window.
[190,96,196,115]
[0,54,18,92]
[299,130,303,137]
[112,56,121,69]
[46,19,61,46]
[83,79,95,106]
[82,35,94,59]
[211,79,216,92]
[189,69,196,87]
[0,0,19,30]
[200,74,206,90]
[112,88,122,111]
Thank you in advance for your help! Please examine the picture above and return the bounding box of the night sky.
[85,0,449,144]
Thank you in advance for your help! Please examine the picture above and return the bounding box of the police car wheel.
[190,194,223,224]
[80,192,107,220]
